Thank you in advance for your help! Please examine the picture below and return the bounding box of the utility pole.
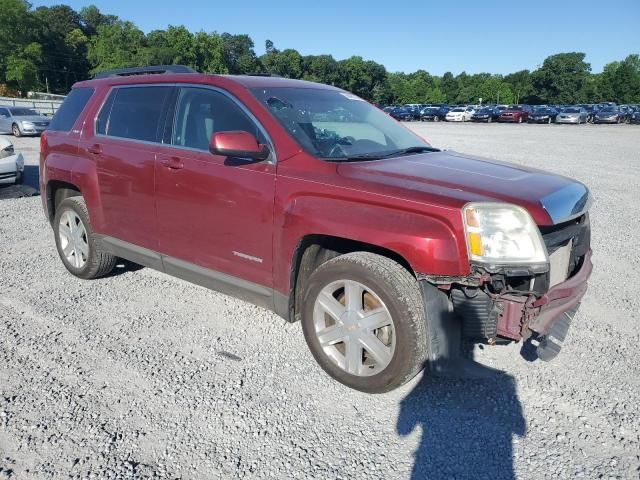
[45,77,50,94]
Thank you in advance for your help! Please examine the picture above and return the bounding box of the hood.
[14,115,50,123]
[337,150,590,226]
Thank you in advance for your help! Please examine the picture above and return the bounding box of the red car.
[40,66,592,393]
[498,105,533,123]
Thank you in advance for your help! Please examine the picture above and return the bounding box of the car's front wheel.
[11,124,21,137]
[53,197,118,279]
[301,252,431,393]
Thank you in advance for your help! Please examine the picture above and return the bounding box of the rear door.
[80,85,175,251]
[154,86,276,289]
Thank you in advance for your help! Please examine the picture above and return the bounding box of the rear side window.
[49,87,94,132]
[97,86,171,143]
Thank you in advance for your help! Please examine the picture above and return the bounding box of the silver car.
[0,106,51,137]
[556,107,588,124]
[0,137,24,185]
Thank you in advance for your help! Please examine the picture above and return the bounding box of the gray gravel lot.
[1,123,639,479]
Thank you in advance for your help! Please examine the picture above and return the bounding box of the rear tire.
[53,197,117,279]
[301,252,430,393]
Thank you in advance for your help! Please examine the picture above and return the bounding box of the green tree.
[221,33,260,74]
[503,70,533,104]
[87,21,147,74]
[261,43,303,78]
[531,53,591,104]
[193,32,227,73]
[302,54,339,85]
[0,0,37,85]
[79,5,117,36]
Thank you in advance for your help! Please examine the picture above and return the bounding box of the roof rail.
[94,65,197,79]
[245,73,281,77]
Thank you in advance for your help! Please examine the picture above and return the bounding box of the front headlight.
[21,121,34,128]
[462,203,548,267]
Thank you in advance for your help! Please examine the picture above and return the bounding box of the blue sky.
[35,0,640,75]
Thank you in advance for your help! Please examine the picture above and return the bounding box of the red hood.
[336,150,589,226]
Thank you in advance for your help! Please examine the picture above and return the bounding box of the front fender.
[274,194,469,295]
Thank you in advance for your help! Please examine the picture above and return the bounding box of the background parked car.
[404,105,423,120]
[498,105,532,123]
[594,106,623,124]
[388,107,413,121]
[0,137,24,185]
[630,108,640,124]
[528,107,559,124]
[556,107,588,124]
[420,105,449,122]
[470,106,501,123]
[446,106,474,122]
[0,106,51,137]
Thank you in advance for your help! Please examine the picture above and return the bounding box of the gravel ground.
[1,123,639,479]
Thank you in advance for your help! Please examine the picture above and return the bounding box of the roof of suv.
[74,71,340,91]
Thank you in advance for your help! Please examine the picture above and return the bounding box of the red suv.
[498,105,532,123]
[40,66,592,393]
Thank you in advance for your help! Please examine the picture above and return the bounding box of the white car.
[0,137,24,185]
[445,107,475,122]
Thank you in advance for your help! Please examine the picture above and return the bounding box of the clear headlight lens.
[462,203,548,265]
[21,121,34,128]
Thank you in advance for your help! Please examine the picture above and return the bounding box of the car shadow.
[397,359,526,480]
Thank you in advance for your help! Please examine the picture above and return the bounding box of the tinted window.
[0,108,9,117]
[172,87,264,151]
[49,87,94,132]
[101,86,171,142]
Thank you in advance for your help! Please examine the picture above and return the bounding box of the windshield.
[10,108,39,116]
[562,108,581,113]
[251,87,430,160]
[477,108,492,114]
[533,108,552,114]
[601,107,617,112]
[508,105,523,111]
[451,108,464,112]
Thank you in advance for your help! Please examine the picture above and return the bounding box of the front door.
[155,86,276,290]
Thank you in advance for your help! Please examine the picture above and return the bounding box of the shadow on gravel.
[397,362,525,479]
[0,165,40,199]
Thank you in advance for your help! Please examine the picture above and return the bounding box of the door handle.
[161,156,184,170]
[87,144,102,155]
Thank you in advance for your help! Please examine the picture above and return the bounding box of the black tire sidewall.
[301,256,427,393]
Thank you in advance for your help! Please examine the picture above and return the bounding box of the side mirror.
[209,131,270,161]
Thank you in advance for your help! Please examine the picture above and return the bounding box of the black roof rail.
[94,65,197,79]
[245,73,281,77]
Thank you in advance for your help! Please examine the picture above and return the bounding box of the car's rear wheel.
[11,124,21,137]
[301,252,431,393]
[54,197,117,279]
[518,116,523,123]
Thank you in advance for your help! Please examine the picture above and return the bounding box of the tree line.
[1,0,639,105]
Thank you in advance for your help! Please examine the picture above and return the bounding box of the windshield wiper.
[324,146,440,163]
[382,146,440,158]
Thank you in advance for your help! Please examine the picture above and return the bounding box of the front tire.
[53,197,117,279]
[301,252,430,393]
[12,124,21,137]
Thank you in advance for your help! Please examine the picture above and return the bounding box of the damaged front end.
[422,212,592,361]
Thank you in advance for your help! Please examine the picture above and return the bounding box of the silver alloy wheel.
[58,210,89,269]
[313,280,396,377]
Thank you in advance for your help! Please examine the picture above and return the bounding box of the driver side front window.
[172,87,265,151]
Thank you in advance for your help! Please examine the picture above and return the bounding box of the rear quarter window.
[49,87,94,132]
